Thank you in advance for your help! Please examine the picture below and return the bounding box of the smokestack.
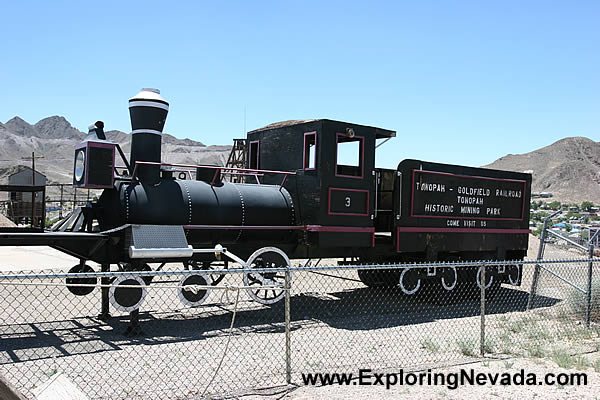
[129,88,169,184]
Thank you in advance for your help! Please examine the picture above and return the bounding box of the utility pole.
[22,152,44,228]
[60,185,64,218]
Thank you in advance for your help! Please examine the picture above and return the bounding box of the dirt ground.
[0,245,85,271]
[0,235,599,399]
[267,236,600,400]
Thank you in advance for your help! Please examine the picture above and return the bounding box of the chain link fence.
[0,247,598,399]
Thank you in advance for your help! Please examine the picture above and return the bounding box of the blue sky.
[1,1,598,168]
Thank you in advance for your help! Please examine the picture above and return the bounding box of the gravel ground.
[0,235,598,399]
[0,245,85,271]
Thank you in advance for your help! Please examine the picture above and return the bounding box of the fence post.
[527,212,558,310]
[480,261,486,357]
[284,268,292,384]
[586,244,594,328]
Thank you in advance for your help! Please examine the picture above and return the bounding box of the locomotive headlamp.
[345,127,355,138]
[74,149,86,183]
[73,121,116,189]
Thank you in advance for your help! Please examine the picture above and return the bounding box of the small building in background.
[8,166,47,198]
[4,166,47,227]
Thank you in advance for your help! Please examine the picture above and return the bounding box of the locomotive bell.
[129,88,169,184]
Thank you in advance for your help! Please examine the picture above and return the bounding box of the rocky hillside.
[0,116,232,184]
[3,117,598,205]
[484,137,600,204]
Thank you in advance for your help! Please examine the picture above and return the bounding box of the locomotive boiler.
[97,89,294,240]
[0,88,532,312]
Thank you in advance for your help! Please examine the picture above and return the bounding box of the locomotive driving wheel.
[243,247,289,305]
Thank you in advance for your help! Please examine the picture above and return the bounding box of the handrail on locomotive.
[126,160,295,188]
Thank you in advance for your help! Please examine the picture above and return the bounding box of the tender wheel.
[178,274,211,307]
[476,266,494,289]
[439,266,458,291]
[243,247,289,305]
[399,268,421,295]
[109,275,147,312]
[66,263,96,296]
[358,269,401,288]
[507,264,521,286]
[472,266,502,300]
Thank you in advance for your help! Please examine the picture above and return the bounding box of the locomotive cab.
[246,119,395,251]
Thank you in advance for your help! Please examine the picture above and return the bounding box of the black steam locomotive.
[0,89,531,310]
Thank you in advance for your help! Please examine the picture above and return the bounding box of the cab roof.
[249,119,396,139]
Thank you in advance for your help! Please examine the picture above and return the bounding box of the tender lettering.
[424,204,454,213]
[457,187,490,196]
[460,206,480,215]
[457,196,484,205]
[416,182,446,192]
[495,189,522,198]
[414,172,523,220]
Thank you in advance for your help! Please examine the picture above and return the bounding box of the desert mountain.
[484,137,600,204]
[0,116,232,185]
[3,117,598,205]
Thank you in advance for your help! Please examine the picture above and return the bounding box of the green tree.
[548,201,562,210]
[532,211,550,223]
[581,201,594,212]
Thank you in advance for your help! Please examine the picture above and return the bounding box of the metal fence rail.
[0,257,598,399]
